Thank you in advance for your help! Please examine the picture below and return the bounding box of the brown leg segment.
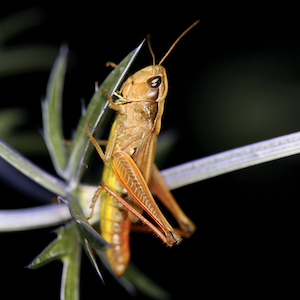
[149,164,196,237]
[87,184,102,220]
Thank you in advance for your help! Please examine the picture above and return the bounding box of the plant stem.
[162,130,300,189]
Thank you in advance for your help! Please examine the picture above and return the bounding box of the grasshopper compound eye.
[147,76,162,88]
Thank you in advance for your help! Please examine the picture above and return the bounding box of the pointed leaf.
[97,251,170,299]
[124,263,171,300]
[67,192,110,251]
[28,222,82,300]
[82,239,104,283]
[0,108,27,136]
[42,45,69,177]
[0,137,66,196]
[97,251,137,297]
[0,8,44,44]
[28,222,78,269]
[65,40,145,186]
[0,46,58,77]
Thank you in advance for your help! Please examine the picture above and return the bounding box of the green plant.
[2,9,300,300]
[0,41,173,300]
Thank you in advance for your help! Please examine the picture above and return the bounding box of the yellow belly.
[100,160,131,276]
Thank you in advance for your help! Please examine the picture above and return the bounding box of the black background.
[1,1,300,299]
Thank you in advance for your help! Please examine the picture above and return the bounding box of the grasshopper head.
[119,21,199,104]
[120,65,168,103]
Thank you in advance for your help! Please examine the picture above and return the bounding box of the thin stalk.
[2,130,300,231]
[0,137,66,196]
[162,130,300,189]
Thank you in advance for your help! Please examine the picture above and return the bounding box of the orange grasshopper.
[86,21,198,276]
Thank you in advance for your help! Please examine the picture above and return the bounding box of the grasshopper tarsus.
[105,61,118,68]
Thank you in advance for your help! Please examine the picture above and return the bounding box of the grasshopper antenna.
[147,34,156,66]
[159,20,200,65]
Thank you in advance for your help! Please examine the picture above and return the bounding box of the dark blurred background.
[1,1,300,299]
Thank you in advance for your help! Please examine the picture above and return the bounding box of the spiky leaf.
[28,222,79,269]
[65,40,145,187]
[42,45,69,177]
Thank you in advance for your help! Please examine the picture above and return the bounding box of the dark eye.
[147,76,161,88]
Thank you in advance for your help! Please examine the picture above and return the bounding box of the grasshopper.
[86,21,198,276]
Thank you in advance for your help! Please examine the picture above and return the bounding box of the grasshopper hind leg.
[149,164,196,237]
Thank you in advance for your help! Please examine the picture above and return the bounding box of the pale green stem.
[1,130,300,231]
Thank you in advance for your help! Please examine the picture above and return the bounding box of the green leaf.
[124,263,171,300]
[64,40,145,187]
[97,251,137,296]
[97,251,171,299]
[0,107,48,155]
[0,108,27,136]
[28,222,79,269]
[5,130,48,156]
[0,46,58,77]
[42,45,69,177]
[0,8,44,44]
[82,239,104,282]
[28,222,82,300]
[0,137,66,196]
[67,192,110,251]
[161,130,300,190]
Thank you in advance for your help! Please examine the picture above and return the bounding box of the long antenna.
[158,20,200,65]
[147,34,156,66]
